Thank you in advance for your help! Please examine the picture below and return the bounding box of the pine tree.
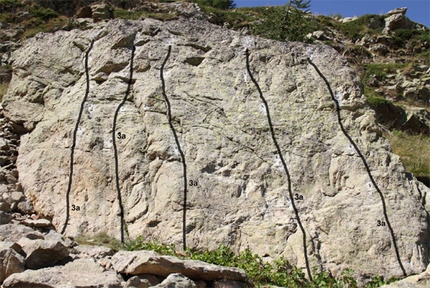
[289,0,311,13]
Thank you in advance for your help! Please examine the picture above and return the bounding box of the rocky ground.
[0,222,251,287]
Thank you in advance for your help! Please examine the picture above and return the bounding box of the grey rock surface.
[17,237,69,269]
[112,250,248,282]
[2,258,122,288]
[0,241,25,283]
[153,273,197,288]
[3,15,430,282]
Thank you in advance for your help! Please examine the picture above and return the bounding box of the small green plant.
[392,129,404,138]
[335,14,384,40]
[74,232,123,251]
[364,275,398,287]
[386,132,430,178]
[125,236,178,256]
[0,82,9,102]
[366,94,392,108]
[393,29,430,47]
[0,0,21,10]
[29,6,58,21]
[252,2,321,42]
[192,0,236,10]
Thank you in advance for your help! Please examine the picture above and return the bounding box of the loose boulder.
[112,250,249,283]
[17,237,69,269]
[0,242,25,283]
[2,258,122,288]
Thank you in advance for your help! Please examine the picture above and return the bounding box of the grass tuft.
[386,131,430,178]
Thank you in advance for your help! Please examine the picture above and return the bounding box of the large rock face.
[3,16,430,282]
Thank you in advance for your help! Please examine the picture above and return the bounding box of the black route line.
[112,45,136,244]
[61,39,94,235]
[160,45,188,251]
[307,58,407,277]
[245,49,313,281]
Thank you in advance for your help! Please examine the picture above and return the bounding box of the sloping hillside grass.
[386,130,430,180]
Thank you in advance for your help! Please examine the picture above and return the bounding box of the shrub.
[335,14,384,40]
[192,0,236,10]
[29,6,58,21]
[0,0,21,10]
[393,29,430,47]
[0,82,9,102]
[253,5,321,42]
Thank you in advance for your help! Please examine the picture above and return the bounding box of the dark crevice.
[307,58,407,277]
[245,49,312,281]
[61,39,94,235]
[112,45,136,243]
[160,45,188,251]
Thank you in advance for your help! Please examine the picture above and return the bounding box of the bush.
[253,5,321,42]
[366,94,392,108]
[393,29,430,47]
[336,14,384,40]
[192,0,236,10]
[29,6,58,21]
[0,0,21,10]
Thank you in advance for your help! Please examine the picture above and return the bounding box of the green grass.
[113,8,178,21]
[362,63,407,83]
[73,232,123,252]
[416,50,430,66]
[386,131,430,178]
[393,29,430,47]
[0,82,9,102]
[334,14,385,41]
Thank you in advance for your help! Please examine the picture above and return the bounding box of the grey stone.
[0,211,12,225]
[112,250,249,282]
[153,273,197,288]
[386,7,407,16]
[73,244,115,259]
[0,201,10,213]
[214,279,248,288]
[17,238,69,269]
[10,192,23,202]
[0,224,34,242]
[22,218,51,228]
[0,241,25,283]
[16,200,33,214]
[2,258,122,288]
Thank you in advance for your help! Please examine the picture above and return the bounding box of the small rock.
[22,218,51,228]
[73,244,114,259]
[138,274,161,286]
[91,4,114,22]
[10,191,23,202]
[17,238,69,269]
[196,280,207,288]
[0,241,25,283]
[386,7,407,16]
[214,279,248,288]
[0,211,12,224]
[0,201,10,212]
[0,224,34,242]
[17,200,33,214]
[153,273,197,288]
[126,275,149,288]
[0,138,8,150]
